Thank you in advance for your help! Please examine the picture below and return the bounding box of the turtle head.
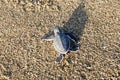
[54,26,61,35]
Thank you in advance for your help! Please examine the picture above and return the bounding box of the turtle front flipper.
[65,32,78,43]
[56,54,63,63]
[41,34,54,41]
[69,45,79,51]
[65,32,79,51]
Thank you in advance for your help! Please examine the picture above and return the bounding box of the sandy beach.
[0,0,120,80]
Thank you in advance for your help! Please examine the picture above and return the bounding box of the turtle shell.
[53,33,70,54]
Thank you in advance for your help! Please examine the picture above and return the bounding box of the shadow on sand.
[61,1,88,64]
[62,1,88,42]
[41,1,88,64]
[42,1,88,42]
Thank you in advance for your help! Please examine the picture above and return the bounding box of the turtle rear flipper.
[56,54,63,63]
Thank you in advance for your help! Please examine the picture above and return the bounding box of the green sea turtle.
[41,26,79,63]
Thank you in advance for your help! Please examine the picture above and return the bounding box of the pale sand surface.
[0,0,120,80]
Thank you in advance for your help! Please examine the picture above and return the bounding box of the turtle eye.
[54,26,61,33]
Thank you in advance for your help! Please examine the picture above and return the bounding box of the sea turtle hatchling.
[41,26,79,63]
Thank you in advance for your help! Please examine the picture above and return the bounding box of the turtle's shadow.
[62,1,88,42]
[41,1,88,64]
[42,1,88,42]
[61,1,88,64]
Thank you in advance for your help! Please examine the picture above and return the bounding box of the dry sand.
[0,0,120,80]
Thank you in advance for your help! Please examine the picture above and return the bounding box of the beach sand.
[0,0,120,80]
